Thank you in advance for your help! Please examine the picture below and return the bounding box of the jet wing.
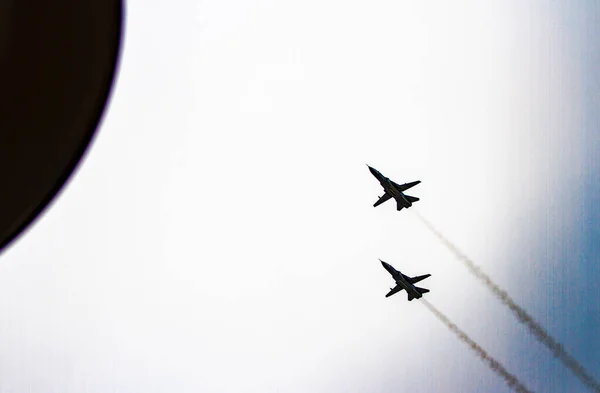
[385,285,404,298]
[374,192,392,207]
[408,274,431,284]
[392,180,421,192]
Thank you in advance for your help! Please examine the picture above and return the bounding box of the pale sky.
[0,1,596,392]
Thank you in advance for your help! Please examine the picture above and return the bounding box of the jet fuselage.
[381,261,423,300]
[368,166,413,209]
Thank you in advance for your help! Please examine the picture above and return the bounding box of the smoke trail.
[420,299,533,393]
[413,211,600,393]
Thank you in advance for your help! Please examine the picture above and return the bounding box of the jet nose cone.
[367,165,378,176]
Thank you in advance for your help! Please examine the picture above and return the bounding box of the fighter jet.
[367,165,420,211]
[380,259,431,301]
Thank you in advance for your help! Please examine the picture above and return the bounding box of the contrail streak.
[420,299,533,393]
[413,210,600,393]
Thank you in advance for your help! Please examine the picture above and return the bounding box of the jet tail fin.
[405,195,419,203]
[415,286,429,295]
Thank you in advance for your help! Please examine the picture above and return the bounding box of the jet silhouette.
[380,260,431,301]
[367,165,421,211]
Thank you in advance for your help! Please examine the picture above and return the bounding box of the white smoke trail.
[413,210,600,393]
[420,299,533,393]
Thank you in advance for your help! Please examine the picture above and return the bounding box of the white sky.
[0,1,580,392]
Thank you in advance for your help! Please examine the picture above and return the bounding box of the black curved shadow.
[0,0,124,254]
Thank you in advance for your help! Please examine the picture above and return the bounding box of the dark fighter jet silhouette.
[367,165,420,211]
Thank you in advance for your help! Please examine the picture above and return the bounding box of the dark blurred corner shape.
[0,0,123,254]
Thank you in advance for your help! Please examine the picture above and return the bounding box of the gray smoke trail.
[413,211,600,393]
[420,299,533,393]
